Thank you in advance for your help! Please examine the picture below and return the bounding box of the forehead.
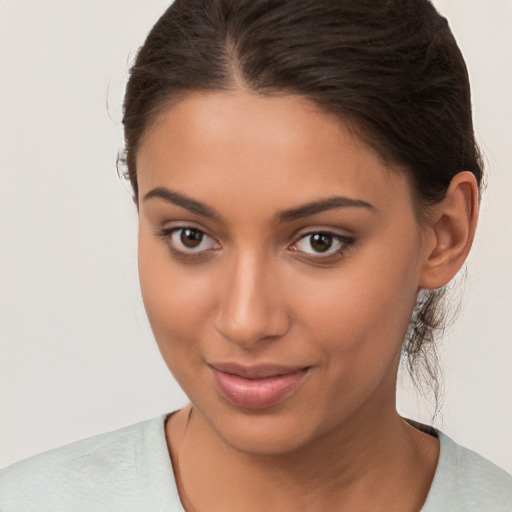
[136,90,415,218]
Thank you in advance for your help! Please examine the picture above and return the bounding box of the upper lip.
[208,362,310,380]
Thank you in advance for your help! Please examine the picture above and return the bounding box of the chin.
[217,424,314,456]
[199,402,328,456]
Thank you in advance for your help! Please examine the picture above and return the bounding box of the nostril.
[214,260,292,346]
[214,310,292,348]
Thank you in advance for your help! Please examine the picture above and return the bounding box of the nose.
[214,252,291,349]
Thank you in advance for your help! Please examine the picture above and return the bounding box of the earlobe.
[420,171,479,290]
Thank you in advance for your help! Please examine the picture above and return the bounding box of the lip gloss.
[210,366,309,409]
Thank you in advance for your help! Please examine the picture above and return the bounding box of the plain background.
[1,0,511,472]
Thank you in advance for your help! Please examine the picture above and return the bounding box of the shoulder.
[0,414,183,512]
[422,430,512,512]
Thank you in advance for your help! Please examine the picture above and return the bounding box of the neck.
[166,400,439,512]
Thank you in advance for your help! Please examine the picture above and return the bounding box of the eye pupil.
[180,228,203,248]
[310,233,333,252]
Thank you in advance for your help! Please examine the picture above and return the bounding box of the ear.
[420,171,479,290]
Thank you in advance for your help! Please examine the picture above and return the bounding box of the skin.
[136,90,478,511]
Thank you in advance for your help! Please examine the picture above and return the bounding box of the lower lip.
[210,367,309,409]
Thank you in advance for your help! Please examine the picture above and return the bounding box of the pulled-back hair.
[121,0,483,406]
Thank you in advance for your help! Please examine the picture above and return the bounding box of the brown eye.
[180,228,203,248]
[291,231,353,260]
[158,226,220,257]
[310,233,333,252]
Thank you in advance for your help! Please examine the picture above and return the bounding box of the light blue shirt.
[1,414,511,511]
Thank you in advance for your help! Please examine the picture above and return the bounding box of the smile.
[208,363,311,409]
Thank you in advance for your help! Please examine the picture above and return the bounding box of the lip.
[208,362,311,409]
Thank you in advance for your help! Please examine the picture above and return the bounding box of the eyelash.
[289,231,354,263]
[156,227,220,262]
[155,227,355,263]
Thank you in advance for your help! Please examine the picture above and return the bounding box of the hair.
[120,0,483,408]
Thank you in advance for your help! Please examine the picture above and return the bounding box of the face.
[136,90,429,455]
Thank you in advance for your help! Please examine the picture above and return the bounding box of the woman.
[1,0,511,510]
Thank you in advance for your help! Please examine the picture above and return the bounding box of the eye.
[290,231,353,259]
[157,226,220,258]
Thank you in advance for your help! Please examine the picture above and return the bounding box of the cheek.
[287,256,420,425]
[137,231,216,360]
[292,242,421,368]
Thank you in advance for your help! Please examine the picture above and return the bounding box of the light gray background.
[1,1,511,472]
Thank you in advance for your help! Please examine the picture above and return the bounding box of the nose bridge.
[215,247,289,347]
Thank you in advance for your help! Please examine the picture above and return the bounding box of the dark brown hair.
[120,0,483,406]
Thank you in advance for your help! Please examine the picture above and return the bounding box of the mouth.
[208,362,311,409]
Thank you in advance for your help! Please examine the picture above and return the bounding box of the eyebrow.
[143,187,220,219]
[277,196,376,222]
[143,186,375,222]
